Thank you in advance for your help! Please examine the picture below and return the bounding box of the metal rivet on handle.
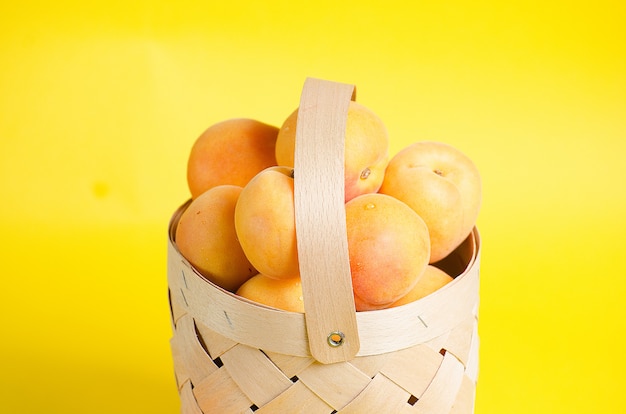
[327,331,345,347]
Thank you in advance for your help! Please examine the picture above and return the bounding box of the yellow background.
[2,1,625,413]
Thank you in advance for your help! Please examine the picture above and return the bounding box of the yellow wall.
[2,1,625,412]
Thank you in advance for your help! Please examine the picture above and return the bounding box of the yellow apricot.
[234,166,299,279]
[275,101,389,202]
[175,185,257,292]
[236,274,304,313]
[380,141,482,263]
[388,265,454,307]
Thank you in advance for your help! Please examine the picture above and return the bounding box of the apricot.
[345,193,431,311]
[236,274,304,313]
[388,265,454,307]
[275,101,389,202]
[234,166,299,279]
[175,185,257,292]
[380,141,482,263]
[187,118,279,199]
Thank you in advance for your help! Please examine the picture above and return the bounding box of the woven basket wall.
[167,78,481,413]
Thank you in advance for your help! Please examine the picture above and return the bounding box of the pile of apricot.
[175,102,481,312]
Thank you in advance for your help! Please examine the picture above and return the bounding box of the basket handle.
[293,77,360,364]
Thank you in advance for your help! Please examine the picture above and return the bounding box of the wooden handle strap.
[293,77,360,364]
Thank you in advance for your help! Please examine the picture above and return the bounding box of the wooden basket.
[167,78,481,413]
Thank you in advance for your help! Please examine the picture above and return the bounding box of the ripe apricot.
[380,141,482,263]
[275,101,389,202]
[187,118,279,199]
[388,265,454,307]
[236,274,304,313]
[175,185,257,292]
[234,166,299,279]
[345,193,431,311]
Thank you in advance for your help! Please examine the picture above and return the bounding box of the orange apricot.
[236,274,304,313]
[234,166,299,279]
[175,185,257,292]
[388,265,454,307]
[345,193,431,311]
[380,141,482,263]
[275,101,389,202]
[187,118,279,199]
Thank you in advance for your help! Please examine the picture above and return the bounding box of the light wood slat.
[262,351,315,379]
[294,77,360,364]
[178,380,203,414]
[450,375,477,414]
[170,314,219,389]
[194,319,237,359]
[442,316,477,366]
[169,288,188,326]
[380,344,444,398]
[411,352,466,414]
[465,319,480,383]
[298,360,372,410]
[192,367,253,414]
[337,374,412,414]
[422,329,450,355]
[256,380,335,414]
[220,344,293,407]
[347,352,391,379]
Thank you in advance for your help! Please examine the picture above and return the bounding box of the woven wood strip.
[347,351,391,378]
[296,360,372,410]
[262,351,315,379]
[169,285,188,326]
[450,375,476,414]
[411,351,466,413]
[378,344,445,398]
[192,364,254,414]
[465,319,480,383]
[220,344,294,407]
[170,314,220,389]
[421,330,451,355]
[440,315,477,367]
[179,380,203,414]
[255,381,334,414]
[194,319,237,359]
[337,374,412,414]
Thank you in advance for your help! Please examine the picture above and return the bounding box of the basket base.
[167,203,480,413]
[169,300,478,414]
